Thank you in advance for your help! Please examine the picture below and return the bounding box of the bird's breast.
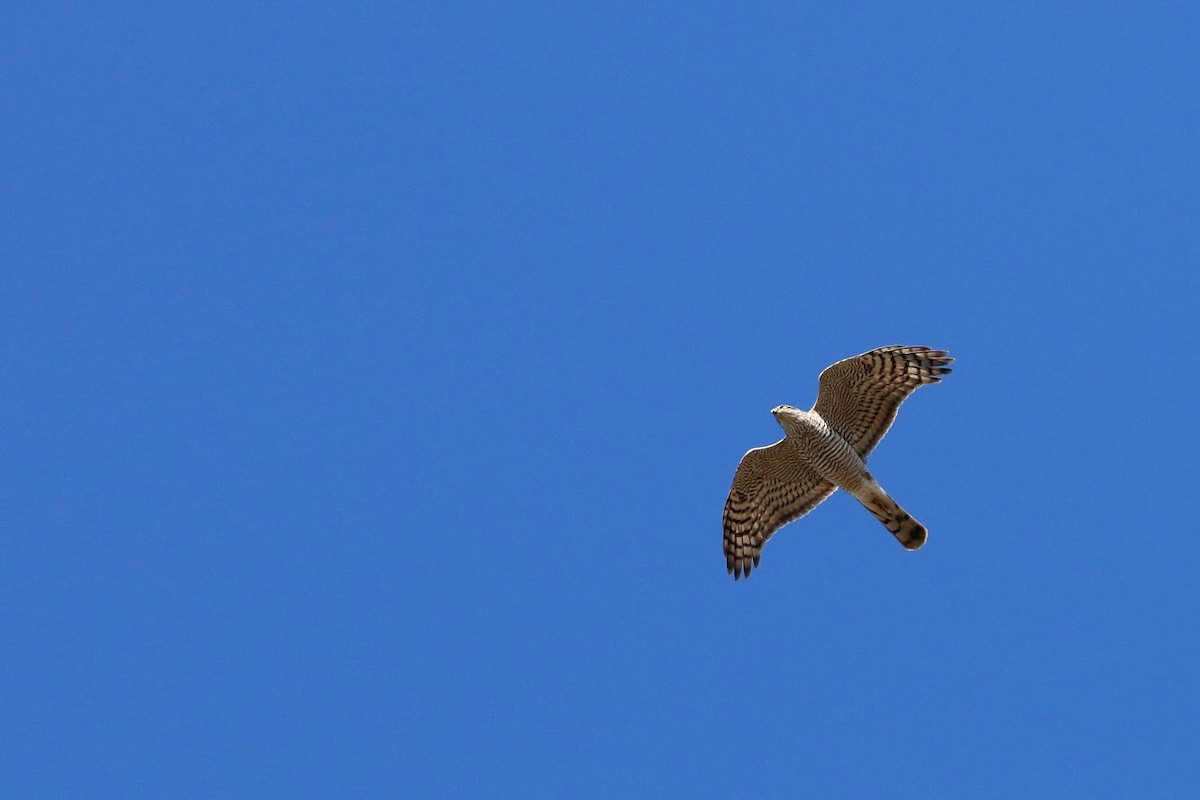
[787,413,871,488]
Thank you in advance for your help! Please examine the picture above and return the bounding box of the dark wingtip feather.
[729,560,752,580]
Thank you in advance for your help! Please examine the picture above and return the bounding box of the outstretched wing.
[813,345,953,458]
[723,440,836,580]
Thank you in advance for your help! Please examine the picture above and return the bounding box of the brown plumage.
[723,346,953,579]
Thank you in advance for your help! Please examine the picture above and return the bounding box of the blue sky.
[4,2,1199,797]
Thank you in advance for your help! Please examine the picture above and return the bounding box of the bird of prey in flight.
[723,345,953,579]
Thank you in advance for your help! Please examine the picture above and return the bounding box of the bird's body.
[771,408,872,492]
[723,345,953,579]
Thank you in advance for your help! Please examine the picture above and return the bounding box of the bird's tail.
[857,487,927,550]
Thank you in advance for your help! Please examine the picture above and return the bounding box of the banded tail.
[858,488,927,550]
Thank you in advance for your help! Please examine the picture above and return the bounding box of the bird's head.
[770,404,803,428]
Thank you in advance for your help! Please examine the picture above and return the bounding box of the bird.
[723,345,953,579]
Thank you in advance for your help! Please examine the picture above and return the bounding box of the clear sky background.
[5,3,1199,797]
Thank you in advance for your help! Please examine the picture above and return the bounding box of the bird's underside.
[723,345,953,579]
